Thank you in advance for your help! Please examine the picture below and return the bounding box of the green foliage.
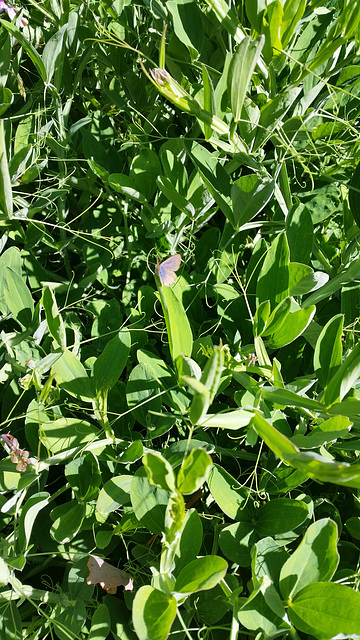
[1,1,360,639]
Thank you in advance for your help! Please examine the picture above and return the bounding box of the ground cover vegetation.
[1,0,360,638]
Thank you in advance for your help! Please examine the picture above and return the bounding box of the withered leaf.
[87,556,133,594]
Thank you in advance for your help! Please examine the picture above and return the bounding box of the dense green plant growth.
[1,0,360,639]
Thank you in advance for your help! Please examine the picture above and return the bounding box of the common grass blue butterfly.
[156,254,181,286]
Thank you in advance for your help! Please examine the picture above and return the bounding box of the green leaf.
[280,518,339,600]
[130,468,168,535]
[42,286,66,349]
[227,35,265,122]
[50,501,86,543]
[96,475,132,515]
[93,330,131,392]
[176,449,212,494]
[185,141,235,227]
[157,175,195,217]
[3,266,34,329]
[42,24,67,84]
[324,340,360,406]
[257,232,290,309]
[0,20,47,82]
[0,601,22,640]
[289,582,360,639]
[286,204,313,265]
[349,161,360,227]
[39,418,100,454]
[173,509,203,575]
[237,575,290,636]
[108,173,146,202]
[207,464,250,519]
[314,314,343,388]
[302,257,360,308]
[168,0,203,57]
[255,498,308,538]
[52,349,94,402]
[132,586,177,640]
[267,304,316,348]
[126,362,162,428]
[232,174,274,228]
[260,298,291,337]
[55,601,87,640]
[17,492,50,554]
[88,604,111,640]
[130,148,162,201]
[0,87,13,116]
[174,555,228,595]
[65,453,101,502]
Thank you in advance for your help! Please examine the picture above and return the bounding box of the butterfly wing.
[157,254,181,286]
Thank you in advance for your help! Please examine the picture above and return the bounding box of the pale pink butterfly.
[156,254,181,286]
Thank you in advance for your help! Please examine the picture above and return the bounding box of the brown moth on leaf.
[87,556,134,594]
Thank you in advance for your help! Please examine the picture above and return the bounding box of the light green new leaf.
[133,586,177,640]
[143,451,176,493]
[184,344,224,424]
[176,449,212,494]
[157,283,193,361]
[281,0,306,48]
